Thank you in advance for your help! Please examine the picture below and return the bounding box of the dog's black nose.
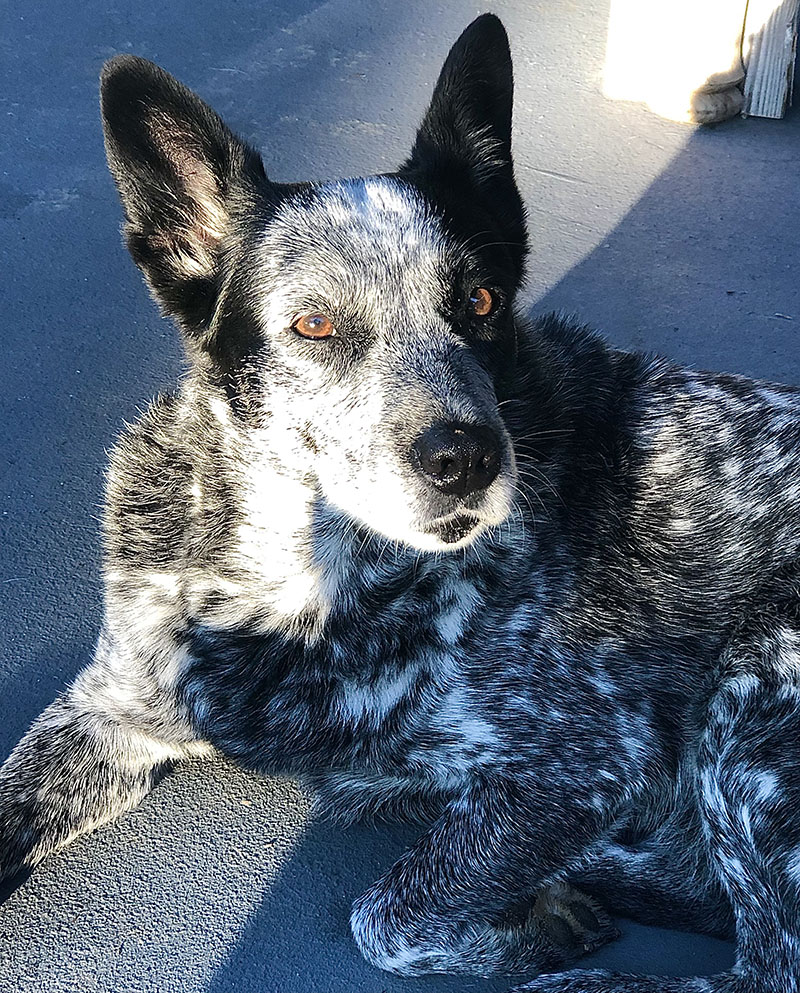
[411,422,501,497]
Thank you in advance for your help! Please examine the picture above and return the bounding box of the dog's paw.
[475,882,618,975]
[352,880,618,977]
[529,882,620,965]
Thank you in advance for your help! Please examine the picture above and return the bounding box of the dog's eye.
[469,287,495,317]
[291,313,336,340]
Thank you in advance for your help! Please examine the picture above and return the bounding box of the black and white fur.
[5,14,800,992]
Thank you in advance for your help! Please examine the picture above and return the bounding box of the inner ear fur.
[101,54,267,335]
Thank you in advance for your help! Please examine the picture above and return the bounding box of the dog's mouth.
[425,512,481,545]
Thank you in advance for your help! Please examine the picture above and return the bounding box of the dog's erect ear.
[101,55,267,336]
[401,15,526,275]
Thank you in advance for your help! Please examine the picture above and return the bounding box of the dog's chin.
[427,512,483,547]
[401,513,490,553]
[331,471,517,553]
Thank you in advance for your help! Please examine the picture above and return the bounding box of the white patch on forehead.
[257,176,447,333]
[270,176,435,250]
[361,176,418,216]
[319,178,444,286]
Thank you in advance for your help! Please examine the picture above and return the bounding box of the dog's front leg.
[0,627,208,881]
[351,774,618,977]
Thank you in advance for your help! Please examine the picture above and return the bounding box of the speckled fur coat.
[3,15,800,993]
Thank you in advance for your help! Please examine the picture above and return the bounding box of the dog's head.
[101,14,527,552]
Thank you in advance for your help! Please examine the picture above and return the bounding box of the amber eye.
[469,287,494,317]
[291,312,336,340]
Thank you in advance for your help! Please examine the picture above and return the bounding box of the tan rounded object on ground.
[603,0,745,124]
[691,85,745,125]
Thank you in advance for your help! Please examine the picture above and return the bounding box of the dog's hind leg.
[0,626,208,881]
[516,577,800,993]
[572,805,734,939]
[692,613,800,993]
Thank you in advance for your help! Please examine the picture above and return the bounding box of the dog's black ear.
[101,55,266,336]
[401,14,526,276]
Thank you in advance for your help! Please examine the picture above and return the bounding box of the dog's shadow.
[522,113,800,389]
[0,870,31,905]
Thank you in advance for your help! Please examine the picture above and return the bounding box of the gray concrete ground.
[2,0,798,990]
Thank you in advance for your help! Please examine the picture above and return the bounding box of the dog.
[3,12,800,992]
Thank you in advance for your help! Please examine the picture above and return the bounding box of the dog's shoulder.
[104,391,191,571]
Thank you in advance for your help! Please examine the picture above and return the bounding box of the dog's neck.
[182,376,537,645]
[184,386,440,638]
[234,448,468,631]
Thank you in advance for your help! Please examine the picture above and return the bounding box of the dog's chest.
[180,545,490,785]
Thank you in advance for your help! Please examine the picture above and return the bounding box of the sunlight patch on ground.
[603,0,746,122]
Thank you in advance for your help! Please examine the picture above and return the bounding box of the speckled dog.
[3,14,800,993]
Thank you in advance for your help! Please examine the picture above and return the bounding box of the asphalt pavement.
[2,1,799,990]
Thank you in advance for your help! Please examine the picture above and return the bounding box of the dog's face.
[101,15,527,551]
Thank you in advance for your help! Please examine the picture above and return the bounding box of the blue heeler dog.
[4,13,800,992]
